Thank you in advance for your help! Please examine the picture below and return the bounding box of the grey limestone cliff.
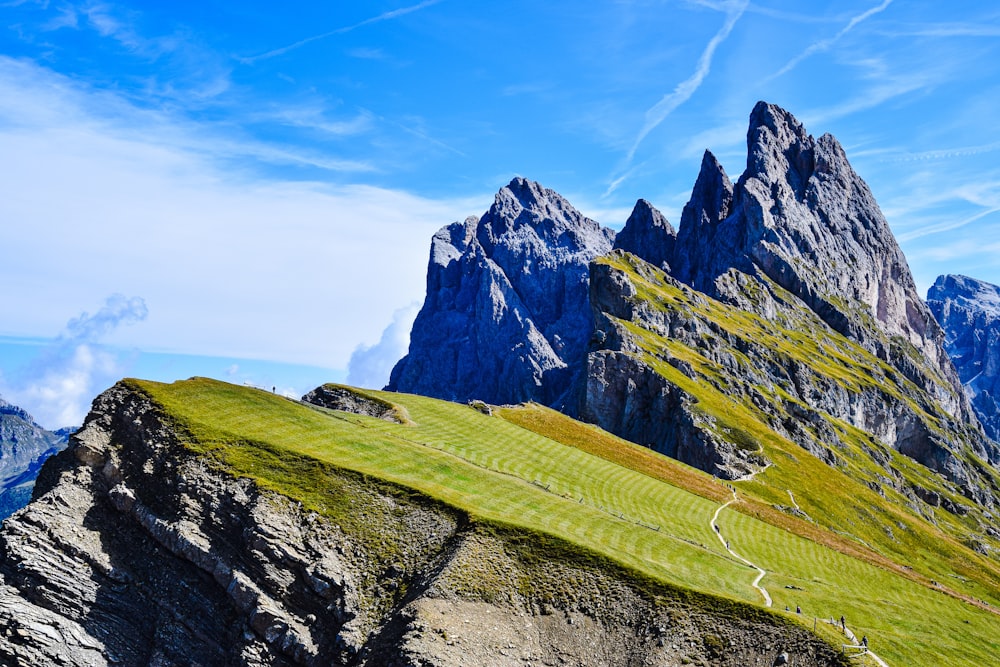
[579,102,999,494]
[387,177,614,407]
[929,274,1000,443]
[0,382,846,667]
[613,199,676,271]
[672,103,962,406]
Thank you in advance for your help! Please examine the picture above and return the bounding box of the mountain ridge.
[390,101,998,506]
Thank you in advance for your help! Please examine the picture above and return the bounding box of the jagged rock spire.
[671,150,735,289]
[613,199,676,270]
[671,102,963,413]
[387,177,615,406]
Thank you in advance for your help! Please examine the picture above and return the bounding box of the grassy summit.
[133,377,1000,667]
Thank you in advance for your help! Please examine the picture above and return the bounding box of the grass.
[590,252,1000,606]
[130,376,1000,667]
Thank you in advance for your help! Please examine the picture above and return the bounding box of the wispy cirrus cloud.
[605,0,748,196]
[878,23,1000,38]
[240,0,444,64]
[898,206,1000,243]
[767,0,894,81]
[625,1,747,165]
[860,140,1000,164]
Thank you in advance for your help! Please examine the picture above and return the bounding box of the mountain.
[392,102,998,507]
[928,274,1000,442]
[582,102,998,502]
[386,177,614,407]
[0,397,71,520]
[0,379,854,667]
[2,102,1000,666]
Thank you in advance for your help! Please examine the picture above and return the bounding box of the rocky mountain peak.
[930,274,1000,312]
[0,396,33,423]
[671,150,735,288]
[669,102,967,420]
[476,177,609,255]
[612,199,675,270]
[745,100,816,198]
[387,178,614,406]
[928,274,1000,443]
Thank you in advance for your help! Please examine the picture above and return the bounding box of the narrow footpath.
[710,487,772,607]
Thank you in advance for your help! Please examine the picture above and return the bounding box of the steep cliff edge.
[0,380,846,667]
[929,274,1000,443]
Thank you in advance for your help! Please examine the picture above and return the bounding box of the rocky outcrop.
[670,103,968,424]
[576,102,1000,491]
[0,382,846,667]
[387,177,615,407]
[928,274,1000,442]
[0,398,71,520]
[612,199,676,271]
[302,385,406,423]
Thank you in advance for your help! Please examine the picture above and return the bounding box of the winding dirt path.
[711,487,891,663]
[710,488,772,607]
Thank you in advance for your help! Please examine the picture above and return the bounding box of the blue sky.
[2,0,1000,427]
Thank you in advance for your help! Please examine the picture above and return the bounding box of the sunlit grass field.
[135,377,1000,667]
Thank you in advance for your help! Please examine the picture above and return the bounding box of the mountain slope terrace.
[3,378,1000,666]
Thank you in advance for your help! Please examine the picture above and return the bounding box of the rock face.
[0,382,846,666]
[613,199,676,271]
[0,398,71,520]
[579,102,998,489]
[672,103,962,412]
[386,177,615,407]
[390,102,999,499]
[928,274,1000,442]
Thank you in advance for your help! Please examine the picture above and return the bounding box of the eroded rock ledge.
[0,382,847,666]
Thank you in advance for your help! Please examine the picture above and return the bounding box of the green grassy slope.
[592,252,1000,609]
[133,377,1000,667]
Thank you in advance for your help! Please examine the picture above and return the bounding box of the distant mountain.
[0,397,72,520]
[928,274,1000,442]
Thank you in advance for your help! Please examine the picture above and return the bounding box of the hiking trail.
[710,486,772,607]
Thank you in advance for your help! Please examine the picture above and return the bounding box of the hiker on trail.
[862,635,868,648]
[725,540,730,549]
[796,605,801,614]
[715,525,720,533]
[840,615,845,631]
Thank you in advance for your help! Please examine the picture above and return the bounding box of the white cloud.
[0,56,484,374]
[347,303,420,389]
[768,0,894,80]
[0,294,147,428]
[607,0,748,194]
